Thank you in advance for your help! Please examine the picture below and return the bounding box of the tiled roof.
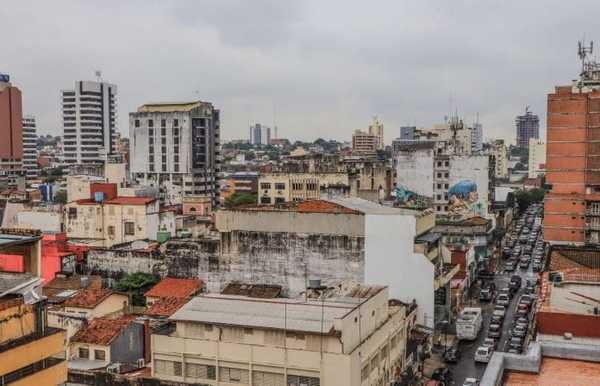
[504,357,600,386]
[296,200,358,214]
[63,288,115,309]
[71,316,135,345]
[221,283,282,298]
[144,277,202,299]
[44,274,102,303]
[145,297,189,317]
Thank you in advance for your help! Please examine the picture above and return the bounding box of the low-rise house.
[69,316,145,371]
[48,288,129,340]
[144,277,203,306]
[152,284,415,386]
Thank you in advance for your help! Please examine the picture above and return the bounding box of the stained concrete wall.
[395,148,435,197]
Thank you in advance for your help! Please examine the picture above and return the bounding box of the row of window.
[436,172,449,179]
[148,127,180,137]
[436,160,450,167]
[149,146,179,154]
[134,118,179,128]
[149,137,179,145]
[154,359,319,386]
[260,182,318,191]
[78,347,106,361]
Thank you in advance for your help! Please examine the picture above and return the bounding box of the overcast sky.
[1,1,597,143]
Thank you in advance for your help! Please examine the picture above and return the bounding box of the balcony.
[1,357,66,386]
[0,328,66,376]
[434,263,460,290]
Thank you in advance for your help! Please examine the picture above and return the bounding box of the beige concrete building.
[152,283,416,386]
[491,139,509,179]
[64,196,175,247]
[258,173,349,204]
[352,130,378,154]
[528,138,546,179]
[368,116,385,150]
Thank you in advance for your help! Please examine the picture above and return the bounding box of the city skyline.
[1,1,596,143]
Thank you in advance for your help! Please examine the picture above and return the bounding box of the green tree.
[225,192,258,208]
[54,190,67,204]
[116,272,159,306]
[515,188,545,212]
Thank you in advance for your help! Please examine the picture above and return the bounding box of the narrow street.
[446,204,544,385]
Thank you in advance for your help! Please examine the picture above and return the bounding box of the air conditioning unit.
[136,358,145,368]
[107,363,121,374]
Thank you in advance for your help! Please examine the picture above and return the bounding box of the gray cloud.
[1,0,597,144]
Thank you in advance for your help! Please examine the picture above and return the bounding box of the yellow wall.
[9,360,67,386]
[0,302,35,345]
[0,329,66,376]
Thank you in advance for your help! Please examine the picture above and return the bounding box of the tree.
[515,188,545,212]
[225,192,257,208]
[54,190,67,204]
[116,272,159,306]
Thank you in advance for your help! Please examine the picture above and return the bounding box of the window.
[94,349,105,361]
[253,371,285,386]
[161,138,166,145]
[134,119,140,127]
[68,207,77,219]
[260,197,271,204]
[174,146,179,154]
[149,164,154,172]
[244,328,253,335]
[287,375,320,386]
[261,183,272,190]
[219,367,249,383]
[173,362,182,376]
[148,136,154,145]
[174,128,179,136]
[444,172,449,178]
[161,127,166,136]
[205,324,213,332]
[78,347,89,359]
[162,155,167,163]
[437,172,441,178]
[275,183,286,190]
[444,183,449,189]
[186,363,216,380]
[174,164,179,172]
[124,222,135,236]
[149,155,154,163]
[148,119,153,127]
[173,118,179,126]
[161,119,166,127]
[149,146,154,154]
[436,183,442,189]
[174,137,179,145]
[174,155,179,163]
[162,163,167,172]
[108,226,115,236]
[149,128,154,136]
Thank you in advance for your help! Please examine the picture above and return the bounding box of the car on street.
[479,287,494,302]
[509,337,524,352]
[492,305,506,320]
[483,337,498,350]
[512,324,527,337]
[532,262,542,272]
[488,323,502,338]
[496,293,510,306]
[500,287,513,299]
[519,259,530,269]
[477,269,495,281]
[520,295,534,307]
[513,317,529,329]
[444,345,461,363]
[504,261,516,271]
[474,346,494,363]
[462,378,480,386]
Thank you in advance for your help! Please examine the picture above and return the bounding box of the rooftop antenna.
[578,40,594,74]
[94,70,102,82]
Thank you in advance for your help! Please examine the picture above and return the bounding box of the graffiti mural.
[392,184,433,209]
[447,180,485,219]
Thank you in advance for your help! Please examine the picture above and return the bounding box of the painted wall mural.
[447,180,485,219]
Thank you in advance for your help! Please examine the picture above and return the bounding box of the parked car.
[504,261,516,271]
[519,259,530,269]
[500,287,513,299]
[488,323,502,338]
[463,378,480,386]
[483,337,498,350]
[444,345,461,363]
[496,293,510,306]
[431,367,452,383]
[480,287,494,302]
[492,305,506,320]
[512,324,527,337]
[520,295,534,307]
[474,346,494,363]
[509,337,524,352]
[513,317,529,329]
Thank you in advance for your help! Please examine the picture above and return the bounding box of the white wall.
[364,214,435,328]
[395,148,434,197]
[17,211,62,232]
[449,155,490,217]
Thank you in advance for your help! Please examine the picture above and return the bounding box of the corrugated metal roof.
[170,294,360,334]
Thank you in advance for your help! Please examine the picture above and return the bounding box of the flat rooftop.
[0,272,39,297]
[0,232,42,249]
[504,357,600,386]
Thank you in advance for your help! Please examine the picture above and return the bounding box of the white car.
[463,378,480,386]
[474,345,494,363]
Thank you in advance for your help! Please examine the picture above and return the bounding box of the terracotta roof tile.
[71,316,135,345]
[144,297,189,317]
[63,288,115,309]
[505,357,600,386]
[296,200,357,214]
[144,277,202,299]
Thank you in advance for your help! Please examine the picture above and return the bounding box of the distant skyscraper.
[266,126,271,145]
[62,80,117,165]
[252,124,262,146]
[515,108,539,149]
[0,73,25,186]
[471,122,483,152]
[22,115,38,179]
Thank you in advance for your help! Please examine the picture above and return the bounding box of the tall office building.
[130,101,221,205]
[22,115,38,179]
[470,122,483,152]
[545,45,600,245]
[265,125,271,145]
[515,108,539,149]
[0,73,25,186]
[251,123,262,146]
[62,80,117,165]
[368,115,384,149]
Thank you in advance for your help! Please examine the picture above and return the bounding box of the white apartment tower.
[61,80,117,165]
[22,115,38,179]
[130,101,220,205]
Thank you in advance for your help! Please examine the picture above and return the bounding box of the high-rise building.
[470,122,483,152]
[352,129,378,154]
[252,123,262,146]
[265,125,271,145]
[130,101,220,205]
[515,108,539,149]
[528,138,546,179]
[491,139,508,179]
[368,115,384,149]
[22,115,38,179]
[0,73,24,187]
[62,80,117,165]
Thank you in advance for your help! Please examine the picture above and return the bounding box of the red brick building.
[545,66,600,244]
[0,74,24,186]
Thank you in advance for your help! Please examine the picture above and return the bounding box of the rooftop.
[75,196,156,206]
[70,316,135,345]
[144,277,202,299]
[171,293,367,334]
[63,288,117,309]
[136,101,212,113]
[43,274,102,303]
[145,297,189,318]
[504,357,600,386]
[0,229,42,249]
[221,282,282,299]
[0,272,40,298]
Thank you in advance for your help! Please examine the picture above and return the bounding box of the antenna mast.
[578,40,594,75]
